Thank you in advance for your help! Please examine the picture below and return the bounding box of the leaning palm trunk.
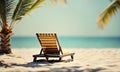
[0,26,13,54]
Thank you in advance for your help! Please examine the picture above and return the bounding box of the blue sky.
[13,0,120,37]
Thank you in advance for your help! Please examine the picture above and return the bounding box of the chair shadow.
[1,59,107,72]
[10,59,60,68]
[47,66,106,72]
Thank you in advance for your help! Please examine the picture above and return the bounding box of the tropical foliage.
[0,0,66,54]
[98,0,120,27]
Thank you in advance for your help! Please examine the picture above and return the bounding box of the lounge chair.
[33,33,75,62]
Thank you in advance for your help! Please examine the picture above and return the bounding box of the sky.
[13,0,120,37]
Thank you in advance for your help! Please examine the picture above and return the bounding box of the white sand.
[0,48,120,72]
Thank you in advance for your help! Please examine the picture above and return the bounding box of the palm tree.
[98,0,120,27]
[0,0,66,54]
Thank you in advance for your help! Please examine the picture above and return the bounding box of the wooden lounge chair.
[33,33,75,62]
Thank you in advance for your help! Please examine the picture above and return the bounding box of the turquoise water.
[11,36,120,48]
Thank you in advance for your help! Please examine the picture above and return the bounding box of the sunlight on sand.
[0,48,120,72]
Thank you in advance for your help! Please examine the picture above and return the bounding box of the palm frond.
[10,0,67,27]
[25,0,45,15]
[5,0,16,24]
[11,0,36,24]
[98,0,120,25]
[50,0,67,4]
[0,0,15,26]
[60,0,67,4]
[0,0,7,27]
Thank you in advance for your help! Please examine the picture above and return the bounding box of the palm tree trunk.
[0,31,13,54]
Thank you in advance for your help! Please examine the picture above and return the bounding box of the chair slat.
[38,33,56,37]
[40,40,56,44]
[39,36,56,38]
[41,44,57,48]
[42,46,57,48]
[39,39,56,40]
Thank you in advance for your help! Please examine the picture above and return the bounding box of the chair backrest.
[36,33,62,54]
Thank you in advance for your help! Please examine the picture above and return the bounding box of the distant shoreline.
[10,36,120,48]
[11,47,120,49]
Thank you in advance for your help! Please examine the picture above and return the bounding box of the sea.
[10,36,120,48]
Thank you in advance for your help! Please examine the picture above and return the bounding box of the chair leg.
[33,57,37,62]
[71,55,73,61]
[46,57,49,61]
[59,57,62,61]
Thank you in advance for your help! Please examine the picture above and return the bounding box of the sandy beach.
[0,48,120,72]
